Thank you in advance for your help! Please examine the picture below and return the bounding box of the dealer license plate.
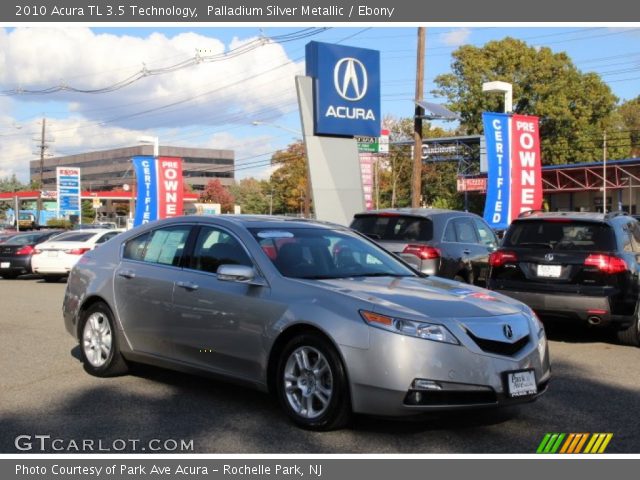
[537,264,561,277]
[0,262,9,268]
[507,369,538,397]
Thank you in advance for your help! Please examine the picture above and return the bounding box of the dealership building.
[29,145,235,192]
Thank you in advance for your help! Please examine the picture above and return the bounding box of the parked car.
[73,222,118,230]
[350,208,499,286]
[0,230,64,279]
[32,229,123,282]
[487,211,640,346]
[0,231,19,244]
[63,215,550,430]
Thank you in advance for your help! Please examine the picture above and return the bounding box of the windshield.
[249,227,417,279]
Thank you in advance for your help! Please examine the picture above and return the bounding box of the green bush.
[46,218,72,229]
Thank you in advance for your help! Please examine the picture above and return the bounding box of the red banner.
[510,115,542,221]
[157,157,184,219]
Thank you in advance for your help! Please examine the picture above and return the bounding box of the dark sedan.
[0,230,63,279]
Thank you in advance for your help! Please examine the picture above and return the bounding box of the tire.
[79,302,128,377]
[42,275,62,283]
[1,273,19,279]
[616,308,640,347]
[276,334,350,431]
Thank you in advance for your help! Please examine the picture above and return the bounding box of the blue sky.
[0,26,638,182]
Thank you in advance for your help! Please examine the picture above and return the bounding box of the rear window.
[504,220,616,251]
[351,215,433,242]
[5,233,46,245]
[45,232,96,242]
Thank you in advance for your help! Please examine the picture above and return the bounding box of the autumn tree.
[433,38,630,164]
[618,96,640,157]
[199,179,235,213]
[269,141,311,216]
[229,178,271,214]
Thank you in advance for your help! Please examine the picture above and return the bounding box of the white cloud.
[0,28,303,129]
[206,131,279,181]
[440,28,472,47]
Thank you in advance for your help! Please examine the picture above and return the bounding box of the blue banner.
[133,156,158,227]
[482,112,511,230]
[306,41,380,137]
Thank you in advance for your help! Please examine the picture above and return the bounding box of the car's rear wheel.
[1,273,19,279]
[616,306,640,347]
[276,334,350,430]
[79,302,128,376]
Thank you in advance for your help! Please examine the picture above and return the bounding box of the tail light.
[402,244,440,260]
[15,245,34,255]
[65,247,91,255]
[489,250,518,267]
[584,254,627,274]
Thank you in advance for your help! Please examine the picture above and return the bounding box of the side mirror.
[217,264,264,285]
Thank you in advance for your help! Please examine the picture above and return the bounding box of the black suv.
[350,208,499,286]
[487,211,640,346]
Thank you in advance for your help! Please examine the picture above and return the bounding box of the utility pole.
[35,117,50,227]
[603,130,607,214]
[411,27,426,208]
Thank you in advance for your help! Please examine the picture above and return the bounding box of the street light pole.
[603,131,607,214]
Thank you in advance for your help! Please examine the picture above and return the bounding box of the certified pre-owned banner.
[157,157,184,220]
[482,113,511,230]
[510,114,542,221]
[133,156,184,227]
[133,156,159,227]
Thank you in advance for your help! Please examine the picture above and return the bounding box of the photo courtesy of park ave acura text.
[1,10,639,457]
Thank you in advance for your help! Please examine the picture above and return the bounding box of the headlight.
[360,310,459,345]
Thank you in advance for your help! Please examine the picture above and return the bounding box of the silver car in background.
[63,216,550,430]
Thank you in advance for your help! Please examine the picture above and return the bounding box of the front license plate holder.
[505,369,538,398]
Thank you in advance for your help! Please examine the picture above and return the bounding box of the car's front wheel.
[276,334,350,430]
[79,302,128,376]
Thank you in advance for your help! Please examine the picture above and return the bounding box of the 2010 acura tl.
[63,216,550,430]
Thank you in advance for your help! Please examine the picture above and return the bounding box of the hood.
[309,275,523,319]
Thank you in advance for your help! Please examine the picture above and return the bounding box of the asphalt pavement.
[1,277,639,453]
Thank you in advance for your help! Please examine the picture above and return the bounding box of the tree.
[229,178,271,214]
[0,174,27,193]
[618,96,640,157]
[433,38,630,164]
[269,142,310,215]
[199,179,235,213]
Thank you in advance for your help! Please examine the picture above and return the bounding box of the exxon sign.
[306,41,380,137]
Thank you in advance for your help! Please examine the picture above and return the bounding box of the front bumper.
[492,288,634,329]
[342,325,550,416]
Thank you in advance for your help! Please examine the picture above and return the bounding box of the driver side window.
[189,226,252,274]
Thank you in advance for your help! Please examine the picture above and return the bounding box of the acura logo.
[333,57,368,101]
[503,324,514,339]
[545,253,554,262]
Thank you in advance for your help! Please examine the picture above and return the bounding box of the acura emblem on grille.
[545,253,554,261]
[503,324,514,339]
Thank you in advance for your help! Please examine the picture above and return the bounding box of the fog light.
[412,379,443,391]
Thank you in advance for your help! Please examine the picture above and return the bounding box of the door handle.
[117,269,136,279]
[177,281,199,291]
[462,249,471,255]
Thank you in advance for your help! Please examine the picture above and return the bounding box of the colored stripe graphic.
[538,433,613,454]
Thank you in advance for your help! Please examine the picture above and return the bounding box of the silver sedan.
[63,216,551,430]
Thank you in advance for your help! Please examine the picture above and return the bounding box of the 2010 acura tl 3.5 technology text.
[63,216,550,430]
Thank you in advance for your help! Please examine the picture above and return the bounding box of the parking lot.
[1,277,639,453]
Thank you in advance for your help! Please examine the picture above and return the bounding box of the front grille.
[466,330,530,356]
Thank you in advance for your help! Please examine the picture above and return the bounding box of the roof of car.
[178,215,347,230]
[354,208,477,218]
[514,211,631,223]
